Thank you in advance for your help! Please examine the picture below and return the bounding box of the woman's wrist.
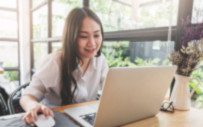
[20,95,39,111]
[26,102,41,112]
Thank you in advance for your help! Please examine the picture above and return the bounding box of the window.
[0,0,19,85]
[0,0,16,8]
[192,0,203,23]
[0,10,17,38]
[30,0,198,70]
[52,42,62,52]
[33,42,48,68]
[102,40,174,67]
[32,0,43,8]
[31,0,82,72]
[90,0,179,32]
[0,42,18,67]
[91,0,179,68]
[33,5,48,38]
[52,0,82,37]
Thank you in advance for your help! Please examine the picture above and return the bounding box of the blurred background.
[0,0,203,107]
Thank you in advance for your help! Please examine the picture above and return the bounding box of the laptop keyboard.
[80,113,96,126]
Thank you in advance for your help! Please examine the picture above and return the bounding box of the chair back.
[7,83,29,114]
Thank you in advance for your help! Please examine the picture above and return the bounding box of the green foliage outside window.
[90,0,178,32]
[2,62,18,81]
[3,71,18,81]
[189,62,203,108]
[102,41,134,67]
[102,41,170,67]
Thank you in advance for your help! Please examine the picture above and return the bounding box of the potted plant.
[168,16,203,110]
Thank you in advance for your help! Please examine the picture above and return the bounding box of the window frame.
[30,0,195,74]
[0,0,20,84]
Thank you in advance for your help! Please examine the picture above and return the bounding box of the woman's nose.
[87,37,95,46]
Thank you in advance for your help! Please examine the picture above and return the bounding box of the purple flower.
[200,30,203,38]
[181,16,203,47]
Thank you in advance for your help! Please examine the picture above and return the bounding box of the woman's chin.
[81,54,95,60]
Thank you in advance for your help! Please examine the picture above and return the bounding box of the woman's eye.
[79,35,88,39]
[94,35,100,38]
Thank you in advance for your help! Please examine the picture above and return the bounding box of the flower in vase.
[168,16,203,76]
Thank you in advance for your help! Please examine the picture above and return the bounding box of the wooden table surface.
[52,101,203,127]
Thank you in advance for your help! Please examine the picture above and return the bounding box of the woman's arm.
[20,95,54,125]
[20,53,60,125]
[20,95,40,111]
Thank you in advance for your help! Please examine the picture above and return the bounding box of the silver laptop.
[64,66,177,127]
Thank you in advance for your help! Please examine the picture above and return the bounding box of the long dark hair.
[60,7,104,105]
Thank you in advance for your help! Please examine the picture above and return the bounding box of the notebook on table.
[64,66,177,127]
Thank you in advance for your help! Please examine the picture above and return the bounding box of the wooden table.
[52,101,203,127]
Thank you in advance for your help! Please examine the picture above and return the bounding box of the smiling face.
[77,17,102,63]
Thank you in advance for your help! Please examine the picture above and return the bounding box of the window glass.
[102,41,174,67]
[32,0,43,8]
[33,42,48,68]
[52,42,62,52]
[33,5,48,38]
[0,0,16,8]
[192,0,203,23]
[1,71,19,94]
[3,71,19,81]
[0,42,18,67]
[52,0,82,37]
[90,0,179,32]
[129,41,174,65]
[0,10,17,38]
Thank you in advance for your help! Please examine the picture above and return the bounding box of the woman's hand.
[22,103,54,125]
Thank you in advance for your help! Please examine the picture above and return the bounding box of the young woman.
[20,7,109,125]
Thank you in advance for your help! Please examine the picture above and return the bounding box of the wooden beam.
[175,0,194,50]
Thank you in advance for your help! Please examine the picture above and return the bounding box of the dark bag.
[0,86,9,116]
[12,95,25,113]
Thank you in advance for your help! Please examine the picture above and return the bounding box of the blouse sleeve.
[22,54,60,101]
[100,54,109,89]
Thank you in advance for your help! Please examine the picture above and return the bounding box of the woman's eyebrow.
[80,30,101,33]
[94,30,101,33]
[80,31,88,34]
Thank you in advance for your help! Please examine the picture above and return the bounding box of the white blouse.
[23,51,109,108]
